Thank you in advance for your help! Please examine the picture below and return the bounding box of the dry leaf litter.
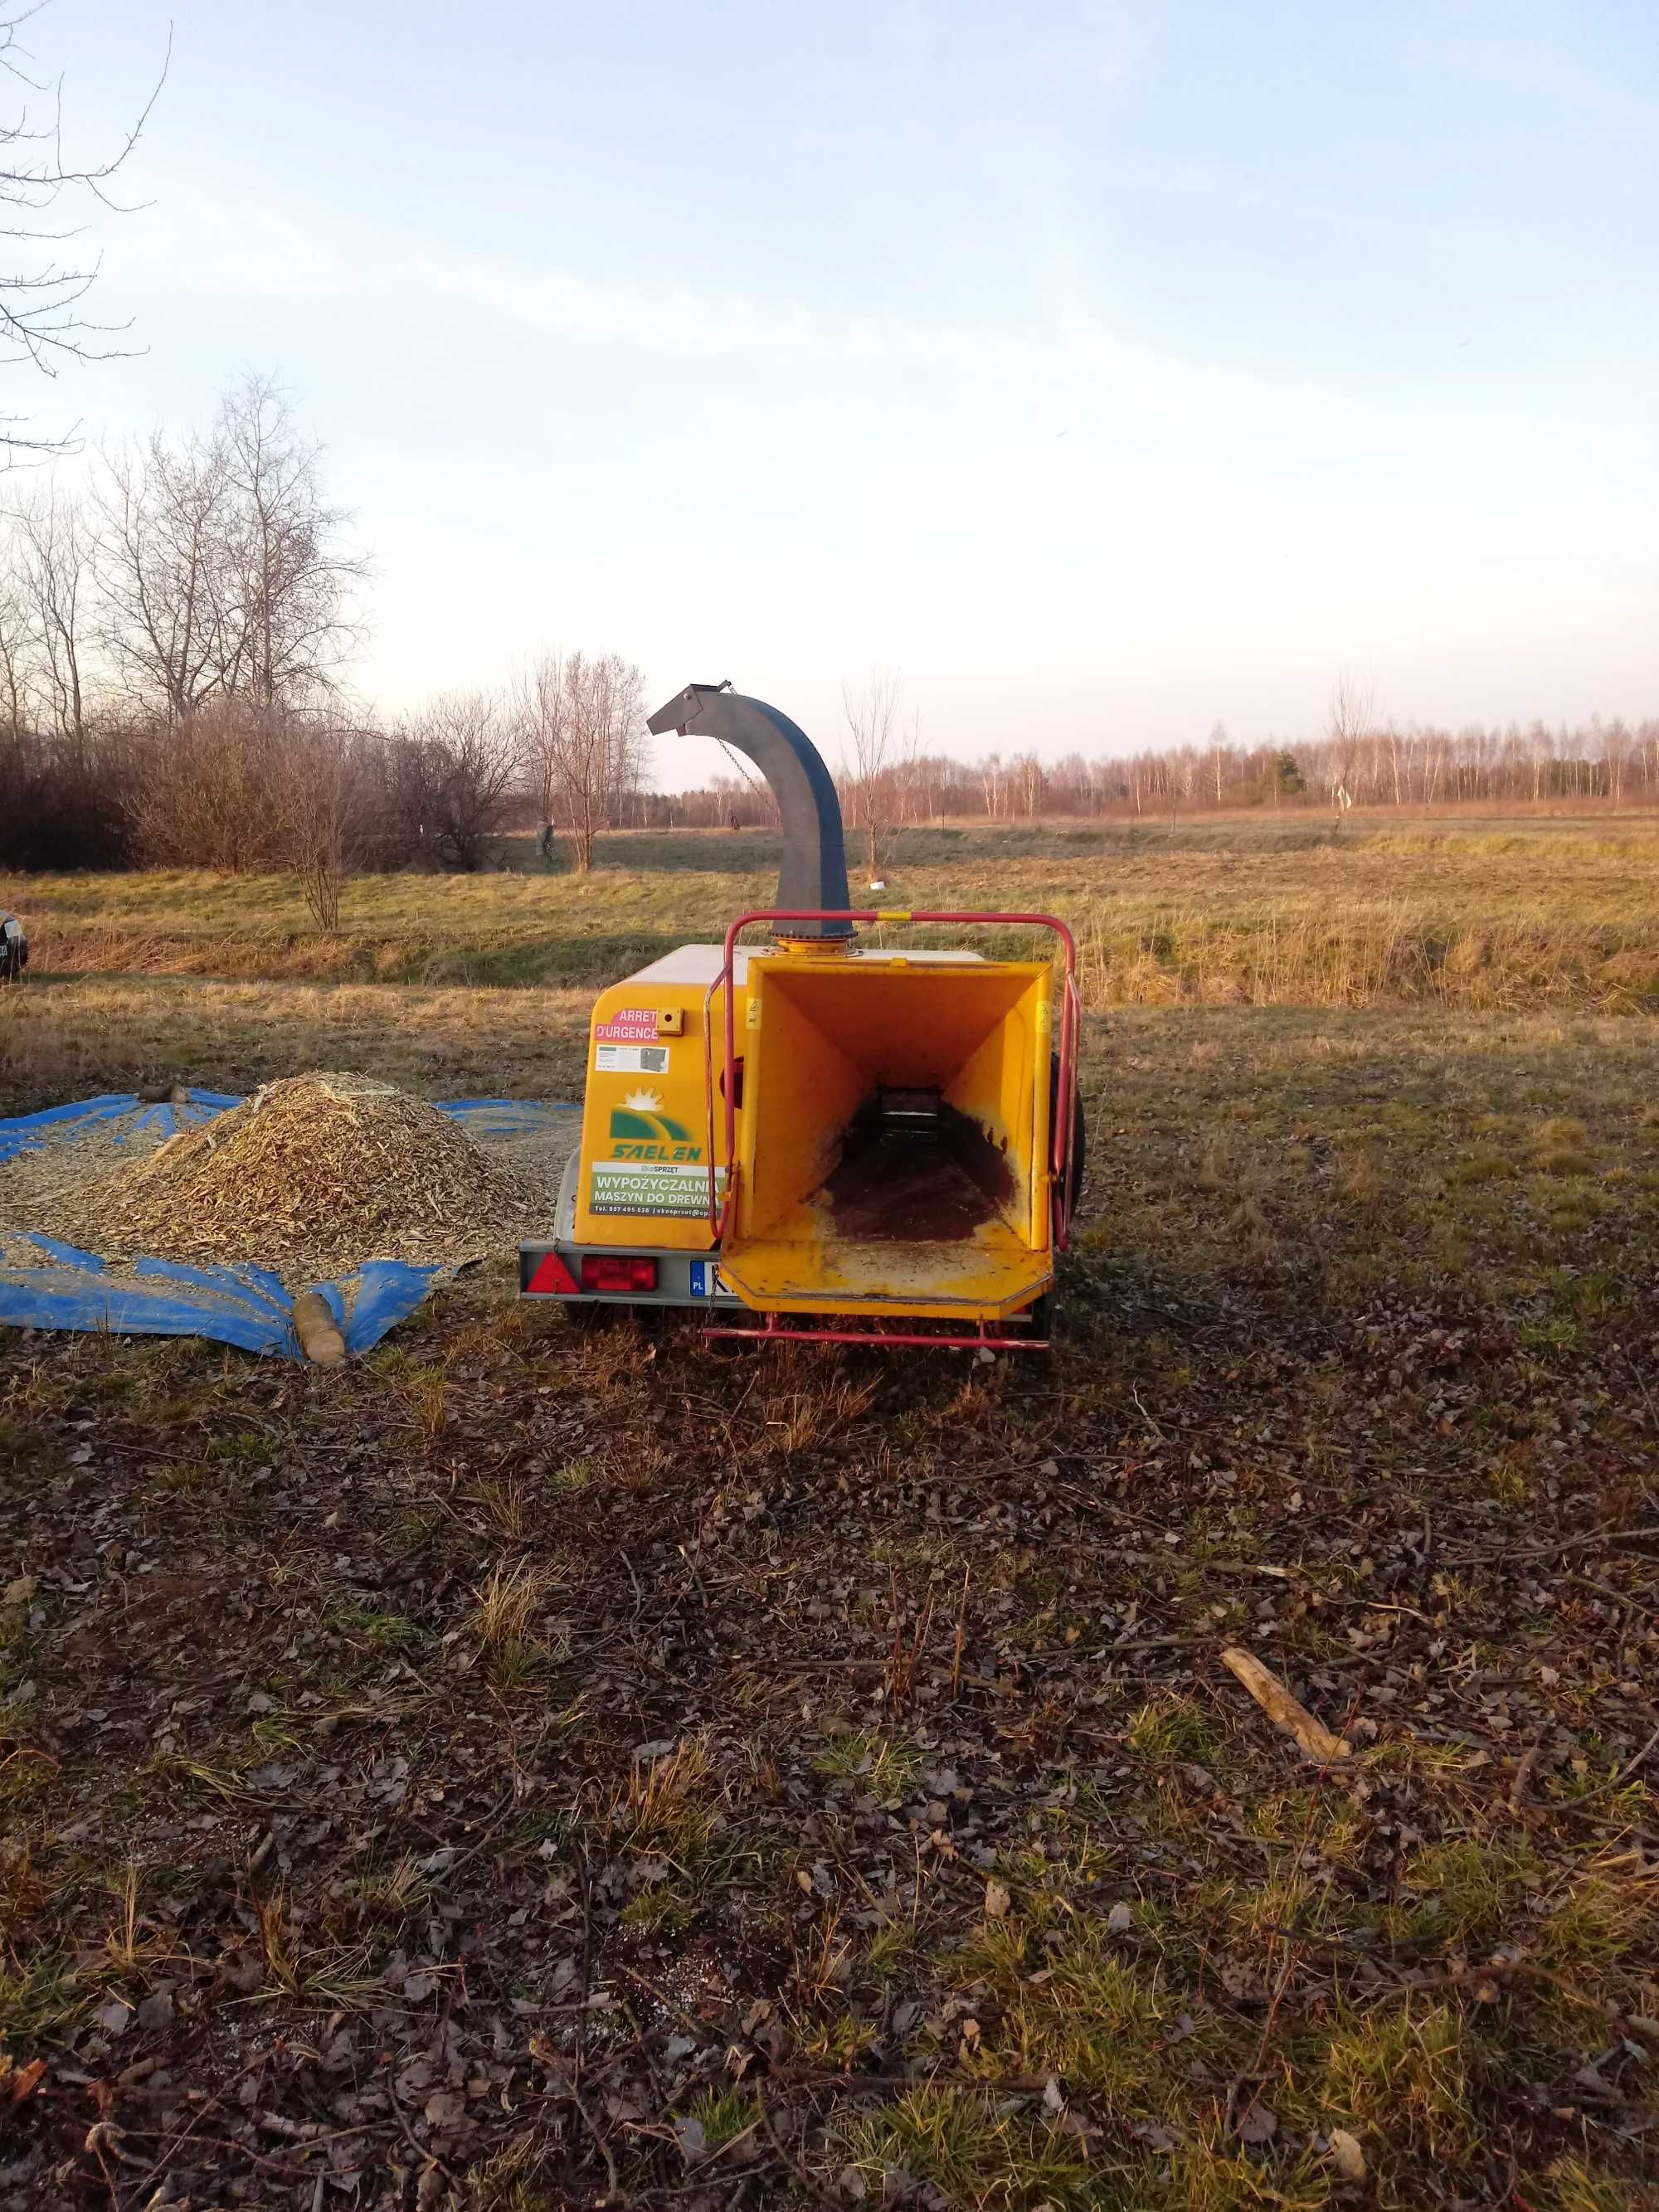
[13,1072,568,1281]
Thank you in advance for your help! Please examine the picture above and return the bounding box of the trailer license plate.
[689,1262,730,1298]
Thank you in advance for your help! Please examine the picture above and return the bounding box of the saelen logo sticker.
[590,1087,716,1212]
[606,1090,701,1161]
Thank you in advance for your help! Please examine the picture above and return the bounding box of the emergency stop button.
[656,1008,685,1036]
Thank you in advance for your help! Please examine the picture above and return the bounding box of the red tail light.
[580,1255,659,1294]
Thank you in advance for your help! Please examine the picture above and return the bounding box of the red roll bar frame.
[703,1315,1050,1348]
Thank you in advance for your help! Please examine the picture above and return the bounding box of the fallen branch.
[1219,1646,1350,1762]
[1443,1524,1658,1568]
[385,2075,457,2190]
[774,2068,1053,2097]
[1507,1733,1543,1818]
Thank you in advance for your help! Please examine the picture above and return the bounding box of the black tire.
[565,1301,673,1341]
[1049,1051,1086,1218]
[563,1300,623,1330]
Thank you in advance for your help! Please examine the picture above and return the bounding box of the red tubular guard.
[704,1320,1049,1349]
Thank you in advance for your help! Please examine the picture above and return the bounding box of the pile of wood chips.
[50,1072,545,1280]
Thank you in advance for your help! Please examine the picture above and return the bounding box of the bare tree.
[978,751,1005,819]
[1529,722,1553,805]
[216,372,366,706]
[1326,671,1374,813]
[518,650,645,873]
[1603,717,1632,809]
[1012,750,1045,817]
[125,698,290,872]
[518,653,569,853]
[92,427,235,719]
[271,719,380,930]
[92,377,364,720]
[0,513,34,732]
[390,691,518,873]
[0,4,168,453]
[13,482,89,737]
[841,666,902,878]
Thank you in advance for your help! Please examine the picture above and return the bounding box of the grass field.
[2,815,1657,2210]
[12,812,1659,1010]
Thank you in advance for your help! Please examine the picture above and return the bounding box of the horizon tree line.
[5,379,1659,907]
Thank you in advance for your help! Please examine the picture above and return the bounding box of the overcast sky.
[32,0,1659,784]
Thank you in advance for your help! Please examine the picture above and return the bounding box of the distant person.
[0,914,27,984]
[537,822,555,863]
[727,808,741,834]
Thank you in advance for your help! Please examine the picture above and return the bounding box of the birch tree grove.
[664,710,1659,829]
[90,376,366,722]
[218,374,366,707]
[518,651,647,873]
[92,426,234,719]
[13,488,90,740]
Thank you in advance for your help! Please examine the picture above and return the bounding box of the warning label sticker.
[595,1007,659,1043]
[589,1161,725,1218]
[595,1043,669,1075]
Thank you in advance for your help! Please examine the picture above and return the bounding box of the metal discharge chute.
[646,684,852,936]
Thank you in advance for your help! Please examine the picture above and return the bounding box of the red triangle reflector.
[526,1251,580,1296]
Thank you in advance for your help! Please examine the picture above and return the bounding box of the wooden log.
[1219,1646,1350,1762]
[291,1291,347,1366]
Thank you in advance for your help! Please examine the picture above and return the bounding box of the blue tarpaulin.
[0,1088,577,1360]
[0,1087,246,1165]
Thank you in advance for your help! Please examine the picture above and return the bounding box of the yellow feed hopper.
[721,946,1054,1322]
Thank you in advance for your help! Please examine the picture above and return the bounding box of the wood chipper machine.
[520,684,1083,1346]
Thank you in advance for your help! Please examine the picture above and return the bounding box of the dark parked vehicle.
[0,915,27,984]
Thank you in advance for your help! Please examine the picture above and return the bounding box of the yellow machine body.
[571,941,1056,1323]
[572,946,741,1254]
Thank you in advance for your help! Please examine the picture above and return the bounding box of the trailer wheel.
[565,1301,669,1339]
[1049,1052,1086,1218]
[563,1300,622,1331]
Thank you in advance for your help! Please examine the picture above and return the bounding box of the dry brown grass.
[0,975,594,1114]
[9,811,1659,1019]
[1073,901,1659,1010]
[7,815,1659,1123]
[610,1733,721,1855]
[469,1560,557,1650]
